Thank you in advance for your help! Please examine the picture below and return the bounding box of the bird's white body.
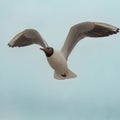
[47,50,76,79]
[47,50,67,74]
[8,21,119,80]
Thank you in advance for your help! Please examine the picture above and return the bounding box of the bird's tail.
[54,69,77,80]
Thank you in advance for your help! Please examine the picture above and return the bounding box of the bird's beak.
[40,48,45,51]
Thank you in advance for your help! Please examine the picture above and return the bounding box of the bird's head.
[40,47,54,57]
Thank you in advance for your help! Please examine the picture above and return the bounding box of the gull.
[8,21,119,80]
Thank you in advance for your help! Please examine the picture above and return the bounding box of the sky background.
[0,0,120,120]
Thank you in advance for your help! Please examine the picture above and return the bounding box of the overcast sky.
[0,0,120,120]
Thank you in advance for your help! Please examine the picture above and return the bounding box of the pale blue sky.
[0,0,120,120]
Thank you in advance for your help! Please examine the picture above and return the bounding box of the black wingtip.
[117,28,120,33]
[113,28,119,34]
[8,43,10,47]
[8,43,14,48]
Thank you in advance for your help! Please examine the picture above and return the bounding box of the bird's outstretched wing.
[8,29,48,48]
[61,21,119,60]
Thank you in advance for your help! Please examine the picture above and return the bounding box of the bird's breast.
[47,50,68,74]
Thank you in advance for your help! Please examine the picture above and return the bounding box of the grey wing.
[61,21,119,60]
[8,29,48,48]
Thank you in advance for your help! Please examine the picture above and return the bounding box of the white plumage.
[8,21,119,80]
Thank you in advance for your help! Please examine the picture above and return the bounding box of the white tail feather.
[54,69,77,80]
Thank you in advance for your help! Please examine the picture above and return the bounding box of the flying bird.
[8,21,119,80]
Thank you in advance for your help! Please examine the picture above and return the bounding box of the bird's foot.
[61,74,66,77]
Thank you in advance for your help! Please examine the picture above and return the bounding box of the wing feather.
[8,29,48,48]
[61,21,119,60]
